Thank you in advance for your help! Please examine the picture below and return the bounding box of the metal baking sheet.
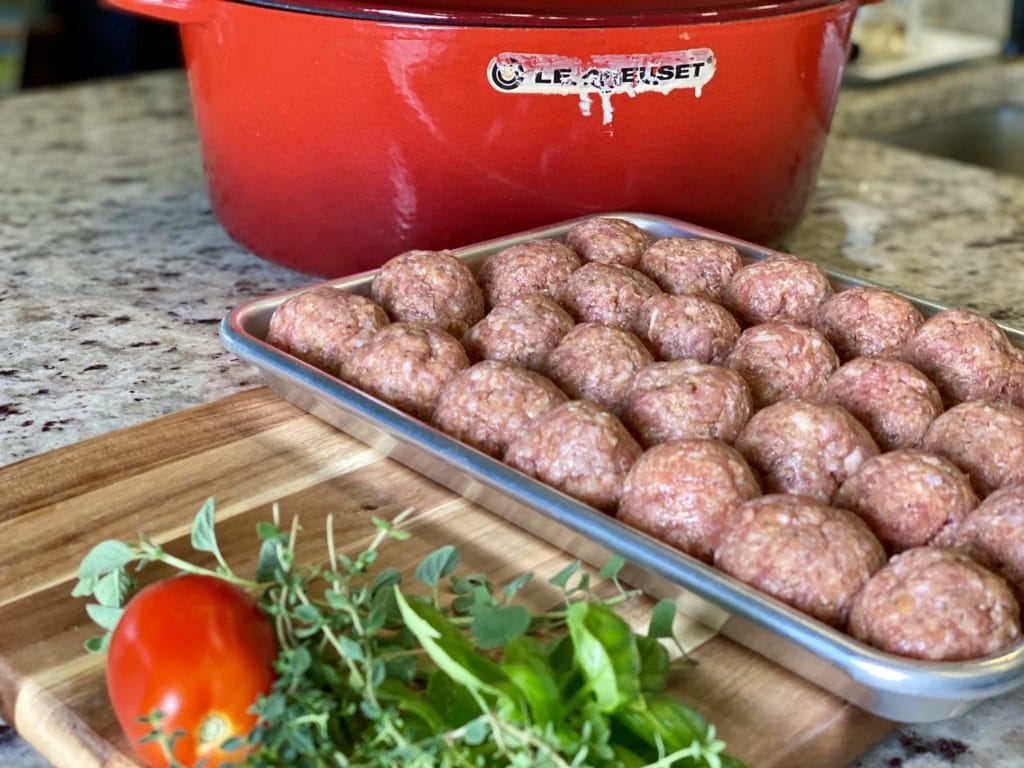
[220,212,1024,723]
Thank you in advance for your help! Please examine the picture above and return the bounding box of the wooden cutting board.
[0,387,892,768]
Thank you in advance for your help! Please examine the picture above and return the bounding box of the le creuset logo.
[487,49,716,125]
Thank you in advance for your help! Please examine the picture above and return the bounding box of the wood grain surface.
[0,387,892,768]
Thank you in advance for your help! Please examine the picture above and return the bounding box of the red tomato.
[106,574,278,768]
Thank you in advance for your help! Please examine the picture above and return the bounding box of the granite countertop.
[2,59,1024,768]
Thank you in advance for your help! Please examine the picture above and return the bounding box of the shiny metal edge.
[220,211,1024,723]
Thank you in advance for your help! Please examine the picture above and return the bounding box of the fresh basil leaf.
[566,601,640,713]
[636,636,670,692]
[500,636,562,726]
[415,545,459,589]
[394,588,507,698]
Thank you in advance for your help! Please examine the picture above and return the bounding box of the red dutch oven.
[106,0,871,277]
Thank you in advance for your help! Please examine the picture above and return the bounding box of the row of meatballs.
[264,216,1024,661]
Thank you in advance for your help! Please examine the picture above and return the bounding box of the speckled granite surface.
[2,59,1024,768]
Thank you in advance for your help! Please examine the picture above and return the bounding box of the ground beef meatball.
[635,293,741,365]
[432,361,567,459]
[722,255,834,327]
[824,357,943,451]
[922,400,1024,497]
[370,249,484,337]
[345,322,468,420]
[545,323,654,415]
[735,399,880,503]
[637,237,744,301]
[561,262,661,331]
[504,400,642,513]
[565,217,651,268]
[813,287,923,361]
[1004,361,1024,409]
[900,309,1018,407]
[724,322,839,408]
[621,361,753,447]
[848,546,1021,661]
[714,495,886,628]
[835,450,978,553]
[937,484,1024,604]
[617,440,761,563]
[266,286,389,377]
[476,238,581,309]
[461,293,575,373]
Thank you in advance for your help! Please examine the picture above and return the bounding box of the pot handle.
[101,0,213,24]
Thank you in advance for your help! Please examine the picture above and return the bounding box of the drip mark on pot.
[487,50,716,125]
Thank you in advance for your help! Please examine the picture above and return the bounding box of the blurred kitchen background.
[0,0,181,95]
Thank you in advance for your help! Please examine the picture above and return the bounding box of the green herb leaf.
[647,598,677,640]
[566,601,641,713]
[255,538,285,583]
[93,569,132,608]
[501,572,532,603]
[190,496,219,555]
[74,540,135,590]
[85,602,123,632]
[468,603,531,649]
[636,636,670,693]
[415,545,459,589]
[548,560,581,591]
[598,554,626,581]
[394,587,507,698]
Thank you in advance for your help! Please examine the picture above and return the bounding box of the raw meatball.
[371,249,484,337]
[937,484,1024,604]
[813,287,923,361]
[461,293,575,373]
[621,361,753,447]
[432,361,567,458]
[848,546,1021,661]
[637,237,744,301]
[714,495,886,628]
[900,309,1018,406]
[922,400,1024,497]
[723,255,834,327]
[824,357,943,451]
[476,238,580,309]
[504,400,642,513]
[266,286,389,376]
[617,440,761,563]
[561,262,660,331]
[634,293,741,366]
[835,450,978,553]
[724,322,839,408]
[565,217,651,268]
[736,399,880,503]
[345,322,468,420]
[545,323,654,415]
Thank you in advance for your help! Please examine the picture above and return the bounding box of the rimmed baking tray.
[220,212,1024,723]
